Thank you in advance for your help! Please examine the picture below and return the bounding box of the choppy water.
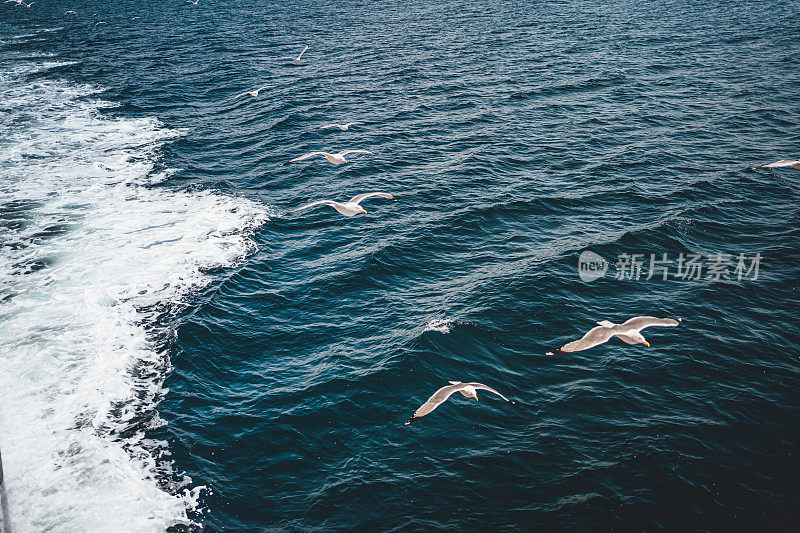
[1,0,799,531]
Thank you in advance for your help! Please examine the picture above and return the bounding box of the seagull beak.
[643,341,651,347]
[360,208,367,214]
[474,396,479,401]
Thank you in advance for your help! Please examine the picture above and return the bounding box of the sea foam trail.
[0,59,267,530]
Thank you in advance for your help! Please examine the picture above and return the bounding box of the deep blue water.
[1,0,799,531]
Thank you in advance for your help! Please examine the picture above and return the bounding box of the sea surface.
[1,0,799,531]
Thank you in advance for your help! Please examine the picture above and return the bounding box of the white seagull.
[230,85,274,100]
[187,0,199,4]
[284,149,372,166]
[405,381,512,424]
[755,159,800,170]
[94,21,106,27]
[290,192,395,217]
[546,316,681,355]
[64,10,77,15]
[320,122,363,131]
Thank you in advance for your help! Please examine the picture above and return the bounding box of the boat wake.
[0,57,267,530]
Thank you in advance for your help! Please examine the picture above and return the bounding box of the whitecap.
[424,318,457,334]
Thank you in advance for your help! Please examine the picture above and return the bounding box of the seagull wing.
[285,152,328,164]
[405,384,463,424]
[756,159,800,169]
[470,383,512,403]
[549,325,616,354]
[337,149,373,158]
[296,44,309,60]
[345,122,363,127]
[349,192,395,205]
[620,316,681,331]
[289,200,340,213]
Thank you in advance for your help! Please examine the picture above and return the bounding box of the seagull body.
[547,316,681,355]
[756,159,800,170]
[290,192,395,217]
[405,381,512,424]
[321,122,362,131]
[284,149,372,165]
[231,85,274,100]
[65,10,77,15]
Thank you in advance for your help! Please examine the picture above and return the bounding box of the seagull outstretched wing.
[349,192,395,205]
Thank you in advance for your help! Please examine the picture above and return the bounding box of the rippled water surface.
[1,0,799,531]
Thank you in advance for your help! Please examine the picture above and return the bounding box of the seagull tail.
[405,416,420,425]
[546,349,564,356]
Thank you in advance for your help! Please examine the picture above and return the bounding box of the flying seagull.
[320,122,363,131]
[290,192,395,217]
[65,10,77,15]
[230,85,274,100]
[187,0,199,4]
[755,159,800,170]
[405,381,512,424]
[284,149,372,165]
[94,21,106,27]
[547,316,681,355]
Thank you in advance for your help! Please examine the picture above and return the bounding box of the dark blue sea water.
[1,0,799,531]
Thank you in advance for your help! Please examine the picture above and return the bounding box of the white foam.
[424,318,456,334]
[0,61,268,530]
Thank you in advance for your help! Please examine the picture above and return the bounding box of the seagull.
[546,316,681,355]
[405,381,512,424]
[284,149,372,166]
[290,192,395,217]
[187,0,199,4]
[65,10,77,15]
[320,122,363,131]
[230,85,274,100]
[131,16,141,20]
[755,159,800,170]
[19,1,34,6]
[94,21,106,27]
